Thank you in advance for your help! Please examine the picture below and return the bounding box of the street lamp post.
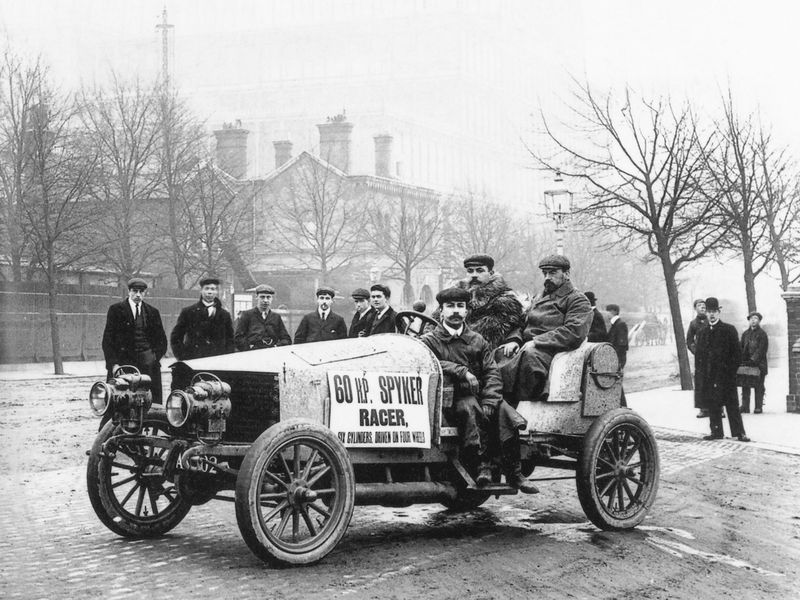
[543,171,574,256]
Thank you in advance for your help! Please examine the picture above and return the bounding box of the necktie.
[262,311,267,320]
[135,305,140,320]
[321,311,327,321]
[208,305,215,318]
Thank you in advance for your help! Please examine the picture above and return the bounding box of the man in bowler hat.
[235,284,292,350]
[348,288,375,338]
[294,287,348,344]
[171,275,235,360]
[101,277,168,403]
[695,297,750,441]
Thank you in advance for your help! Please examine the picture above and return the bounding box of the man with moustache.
[170,276,235,360]
[695,297,750,442]
[500,254,592,404]
[294,286,348,344]
[365,283,397,335]
[421,287,537,494]
[348,288,375,338]
[234,284,292,350]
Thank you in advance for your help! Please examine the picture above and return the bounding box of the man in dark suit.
[739,310,768,413]
[584,291,608,343]
[366,283,397,335]
[235,284,292,350]
[605,304,629,370]
[171,276,235,360]
[695,297,750,442]
[294,286,348,344]
[101,277,168,403]
[348,287,374,338]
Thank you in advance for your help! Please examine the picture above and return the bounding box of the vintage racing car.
[86,311,660,566]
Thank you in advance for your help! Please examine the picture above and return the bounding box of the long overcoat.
[349,307,375,338]
[694,320,741,409]
[170,298,235,360]
[234,308,292,350]
[102,300,167,372]
[367,307,397,335]
[294,311,348,344]
[740,326,768,375]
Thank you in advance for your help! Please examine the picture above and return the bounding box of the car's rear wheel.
[87,413,191,537]
[235,419,355,566]
[576,408,659,530]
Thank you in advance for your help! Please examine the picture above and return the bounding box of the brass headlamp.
[89,366,152,434]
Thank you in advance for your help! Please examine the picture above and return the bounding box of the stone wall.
[783,287,800,412]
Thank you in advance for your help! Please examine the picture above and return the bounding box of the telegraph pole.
[155,6,174,91]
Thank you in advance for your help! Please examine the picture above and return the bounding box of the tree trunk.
[741,245,757,312]
[47,283,64,375]
[659,252,693,390]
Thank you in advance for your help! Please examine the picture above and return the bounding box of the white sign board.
[327,371,431,448]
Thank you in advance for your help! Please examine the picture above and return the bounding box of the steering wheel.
[394,311,439,338]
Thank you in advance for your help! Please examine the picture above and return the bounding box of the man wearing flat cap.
[235,284,292,351]
[739,310,768,414]
[294,287,348,344]
[500,254,592,404]
[171,276,235,360]
[348,288,375,338]
[421,287,537,494]
[366,283,397,335]
[694,297,750,441]
[101,277,168,403]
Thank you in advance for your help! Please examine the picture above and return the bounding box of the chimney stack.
[317,114,353,173]
[273,140,293,169]
[373,133,393,178]
[213,120,249,179]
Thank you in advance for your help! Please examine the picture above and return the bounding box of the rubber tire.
[87,413,192,538]
[235,419,355,566]
[576,408,660,530]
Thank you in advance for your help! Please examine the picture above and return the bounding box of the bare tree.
[365,188,443,305]
[533,83,726,389]
[80,75,164,283]
[16,67,98,373]
[269,155,363,283]
[445,188,517,264]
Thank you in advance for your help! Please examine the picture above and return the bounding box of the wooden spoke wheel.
[576,408,660,530]
[235,419,355,566]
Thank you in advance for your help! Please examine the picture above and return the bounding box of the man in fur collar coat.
[171,276,235,360]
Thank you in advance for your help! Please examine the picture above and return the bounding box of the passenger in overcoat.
[348,288,375,338]
[294,287,348,344]
[365,284,397,335]
[500,254,592,404]
[101,278,168,403]
[695,297,749,441]
[170,277,234,360]
[234,284,292,350]
[739,311,768,413]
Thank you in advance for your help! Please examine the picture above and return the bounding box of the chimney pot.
[373,133,393,178]
[317,119,354,172]
[273,140,293,169]
[213,123,249,179]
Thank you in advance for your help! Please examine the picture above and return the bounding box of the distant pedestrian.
[739,311,768,414]
[294,287,347,344]
[686,298,710,418]
[695,297,750,442]
[606,303,629,408]
[170,276,235,360]
[101,278,167,403]
[585,291,608,343]
[234,284,292,350]
[366,284,397,335]
[348,288,375,338]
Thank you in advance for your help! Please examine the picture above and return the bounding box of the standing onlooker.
[740,311,769,414]
[366,284,397,335]
[234,284,292,351]
[348,288,374,338]
[101,278,168,403]
[686,298,710,417]
[695,297,750,442]
[294,287,347,344]
[170,276,235,360]
[585,291,608,343]
[606,304,629,370]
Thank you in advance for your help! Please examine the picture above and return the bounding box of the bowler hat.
[316,286,336,298]
[705,297,721,311]
[463,254,494,271]
[370,284,391,298]
[585,291,597,306]
[199,275,221,287]
[127,277,148,290]
[746,311,763,321]
[254,284,275,295]
[538,254,571,271]
[606,303,620,314]
[436,287,470,305]
[351,288,370,300]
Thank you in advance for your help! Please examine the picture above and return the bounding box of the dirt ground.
[1,372,799,599]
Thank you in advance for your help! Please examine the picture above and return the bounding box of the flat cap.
[199,275,221,287]
[370,283,391,298]
[704,297,721,311]
[254,284,275,295]
[127,277,148,290]
[463,254,494,270]
[538,254,571,270]
[351,287,370,300]
[316,286,336,297]
[747,311,763,321]
[605,303,620,314]
[436,286,471,304]
[693,298,706,308]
